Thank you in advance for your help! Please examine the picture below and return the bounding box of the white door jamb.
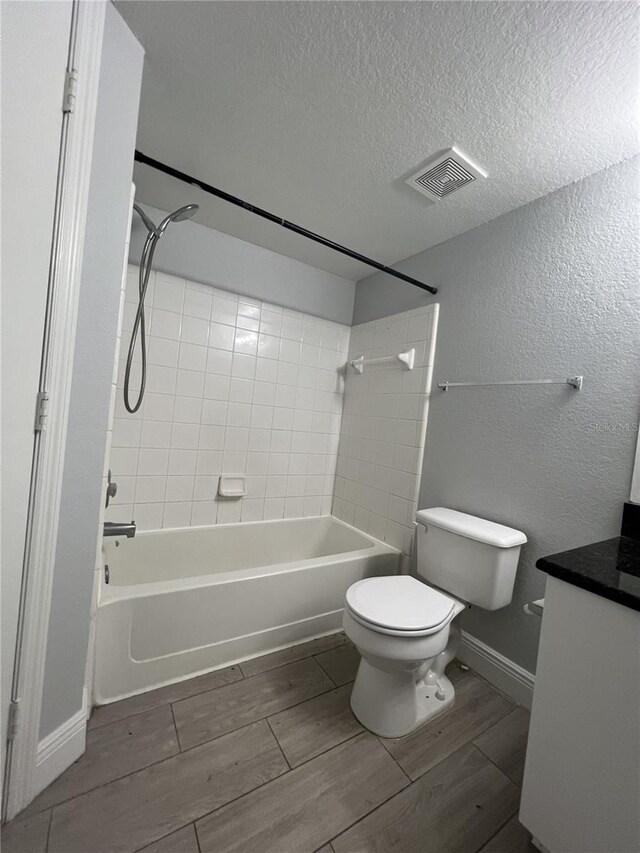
[2,0,106,821]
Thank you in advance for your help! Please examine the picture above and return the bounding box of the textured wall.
[333,305,438,553]
[353,157,640,673]
[108,266,349,529]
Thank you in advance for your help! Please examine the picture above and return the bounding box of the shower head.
[158,204,199,233]
[169,204,199,223]
[133,202,198,237]
[133,203,158,234]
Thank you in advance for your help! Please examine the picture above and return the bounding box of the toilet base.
[349,659,456,739]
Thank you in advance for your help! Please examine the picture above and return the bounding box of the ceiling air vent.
[406,147,487,202]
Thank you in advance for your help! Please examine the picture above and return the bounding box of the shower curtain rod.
[134,150,438,295]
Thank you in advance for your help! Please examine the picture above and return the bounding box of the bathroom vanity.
[520,531,640,853]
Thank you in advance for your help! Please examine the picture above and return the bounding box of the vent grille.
[414,158,476,198]
[406,147,487,202]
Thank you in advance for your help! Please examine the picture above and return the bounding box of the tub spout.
[103,521,136,538]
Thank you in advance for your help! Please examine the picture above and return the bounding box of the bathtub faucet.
[103,521,136,539]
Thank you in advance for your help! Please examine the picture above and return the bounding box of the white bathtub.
[94,516,399,704]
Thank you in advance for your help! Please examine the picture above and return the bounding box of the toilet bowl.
[343,508,526,739]
[343,575,466,738]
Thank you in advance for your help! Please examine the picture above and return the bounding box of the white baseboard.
[458,630,535,709]
[33,707,87,798]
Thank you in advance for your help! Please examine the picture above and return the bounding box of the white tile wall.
[332,304,439,553]
[106,265,350,530]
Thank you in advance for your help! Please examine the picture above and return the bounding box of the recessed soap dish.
[218,476,246,498]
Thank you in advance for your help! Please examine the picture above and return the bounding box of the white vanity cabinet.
[519,574,640,853]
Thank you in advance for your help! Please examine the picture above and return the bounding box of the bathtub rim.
[99,515,400,605]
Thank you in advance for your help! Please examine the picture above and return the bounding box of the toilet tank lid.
[415,508,527,548]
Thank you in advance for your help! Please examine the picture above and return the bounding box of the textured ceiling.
[117,1,639,280]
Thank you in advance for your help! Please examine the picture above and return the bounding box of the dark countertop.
[537,536,640,613]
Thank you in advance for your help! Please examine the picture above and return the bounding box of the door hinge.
[63,69,78,114]
[6,700,21,743]
[34,391,49,432]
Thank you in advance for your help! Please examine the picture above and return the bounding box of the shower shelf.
[349,348,415,374]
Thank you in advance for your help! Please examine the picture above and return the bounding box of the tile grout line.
[324,772,415,851]
[37,680,344,819]
[471,669,519,709]
[25,708,184,819]
[193,730,412,853]
[37,719,263,820]
[169,699,184,752]
[189,734,379,846]
[36,733,181,823]
[173,670,341,753]
[467,741,521,787]
[265,717,292,771]
[280,729,365,774]
[193,820,203,853]
[326,739,517,851]
[375,697,515,784]
[446,704,518,772]
[476,808,524,853]
[312,843,335,853]
[88,665,246,732]
[373,734,413,783]
[134,729,375,853]
[189,758,296,840]
[470,732,525,788]
[132,821,201,853]
[64,744,292,853]
[43,807,53,853]
[238,635,348,679]
[329,786,520,853]
[313,654,340,687]
[420,702,515,782]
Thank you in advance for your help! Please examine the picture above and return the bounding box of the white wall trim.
[458,630,535,709]
[34,708,86,798]
[4,1,106,820]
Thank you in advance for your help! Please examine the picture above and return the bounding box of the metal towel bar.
[349,348,415,374]
[438,376,583,391]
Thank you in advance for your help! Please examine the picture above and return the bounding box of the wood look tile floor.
[3,634,535,853]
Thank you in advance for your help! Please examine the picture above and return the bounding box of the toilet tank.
[415,508,527,610]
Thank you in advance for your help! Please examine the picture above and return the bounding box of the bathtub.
[94,515,399,704]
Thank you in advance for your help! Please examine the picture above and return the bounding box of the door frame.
[3,0,106,821]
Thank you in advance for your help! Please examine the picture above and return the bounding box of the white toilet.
[343,507,526,738]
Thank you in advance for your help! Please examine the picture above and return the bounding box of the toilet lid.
[346,576,455,633]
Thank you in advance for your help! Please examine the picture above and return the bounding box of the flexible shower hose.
[123,230,159,413]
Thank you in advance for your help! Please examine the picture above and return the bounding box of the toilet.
[343,507,527,738]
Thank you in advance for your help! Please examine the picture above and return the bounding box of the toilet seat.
[345,576,456,637]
